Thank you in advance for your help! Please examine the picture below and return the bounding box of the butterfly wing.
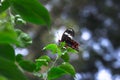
[60,28,79,51]
[70,39,79,51]
[61,28,74,41]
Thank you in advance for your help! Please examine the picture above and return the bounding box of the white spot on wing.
[64,32,73,39]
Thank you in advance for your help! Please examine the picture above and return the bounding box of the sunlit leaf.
[44,44,62,56]
[59,42,66,48]
[43,44,58,54]
[48,67,67,80]
[66,47,78,53]
[35,55,51,71]
[48,62,76,80]
[58,62,76,76]
[36,55,51,64]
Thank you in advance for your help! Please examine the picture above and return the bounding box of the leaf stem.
[51,55,59,68]
[43,55,59,80]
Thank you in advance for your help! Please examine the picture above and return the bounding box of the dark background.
[16,0,120,80]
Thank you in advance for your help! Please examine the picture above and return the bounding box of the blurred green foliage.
[0,0,51,80]
[0,0,79,80]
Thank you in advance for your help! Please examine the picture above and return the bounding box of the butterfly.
[59,28,79,51]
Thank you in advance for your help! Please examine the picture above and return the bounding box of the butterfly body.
[59,28,79,51]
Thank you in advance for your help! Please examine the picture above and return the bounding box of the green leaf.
[35,55,51,71]
[15,53,36,72]
[61,53,69,62]
[48,67,67,80]
[36,55,51,65]
[59,42,66,48]
[0,25,18,44]
[58,62,76,76]
[0,0,11,13]
[19,60,36,72]
[0,10,7,19]
[0,75,8,80]
[0,44,15,62]
[0,57,28,80]
[15,54,23,62]
[15,29,32,47]
[11,0,51,26]
[48,62,76,80]
[43,44,62,56]
[66,47,78,53]
[43,44,59,54]
[59,42,78,54]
